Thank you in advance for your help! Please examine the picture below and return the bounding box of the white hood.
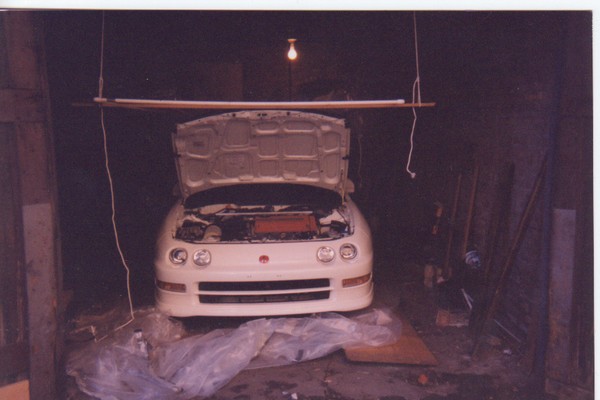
[173,110,351,200]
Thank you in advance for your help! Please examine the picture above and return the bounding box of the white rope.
[413,12,422,105]
[98,11,105,99]
[97,12,135,338]
[98,108,136,339]
[405,12,421,179]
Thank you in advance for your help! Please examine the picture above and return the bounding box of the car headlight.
[193,249,211,266]
[169,248,188,265]
[317,246,335,263]
[339,243,358,260]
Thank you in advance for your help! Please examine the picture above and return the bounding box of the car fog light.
[156,280,187,293]
[317,246,335,263]
[169,248,188,265]
[193,249,211,266]
[339,243,358,260]
[342,273,371,288]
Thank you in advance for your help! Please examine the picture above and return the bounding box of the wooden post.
[1,12,62,399]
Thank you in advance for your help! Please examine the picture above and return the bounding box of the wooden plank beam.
[22,202,58,399]
[92,97,436,110]
[3,12,61,399]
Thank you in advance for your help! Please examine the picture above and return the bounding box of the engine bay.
[175,204,352,243]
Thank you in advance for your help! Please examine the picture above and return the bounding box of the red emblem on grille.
[259,255,269,264]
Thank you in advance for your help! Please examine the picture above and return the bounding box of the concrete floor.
[201,263,536,400]
[64,262,548,400]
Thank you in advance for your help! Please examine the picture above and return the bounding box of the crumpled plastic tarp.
[66,308,402,400]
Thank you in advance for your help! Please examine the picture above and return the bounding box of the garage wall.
[542,13,593,396]
[413,12,592,396]
[469,13,565,341]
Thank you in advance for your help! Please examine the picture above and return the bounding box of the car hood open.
[173,110,351,201]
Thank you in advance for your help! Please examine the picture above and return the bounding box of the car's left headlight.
[339,243,358,260]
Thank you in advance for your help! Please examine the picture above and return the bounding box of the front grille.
[198,278,331,304]
[200,291,330,304]
[199,279,329,292]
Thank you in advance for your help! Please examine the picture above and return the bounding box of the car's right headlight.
[193,249,212,266]
[169,248,188,265]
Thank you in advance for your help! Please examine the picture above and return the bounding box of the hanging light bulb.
[287,38,298,61]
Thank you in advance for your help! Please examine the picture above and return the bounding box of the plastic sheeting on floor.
[66,308,402,400]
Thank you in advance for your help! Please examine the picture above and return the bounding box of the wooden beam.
[0,89,46,123]
[92,97,436,110]
[3,12,61,399]
[22,202,58,399]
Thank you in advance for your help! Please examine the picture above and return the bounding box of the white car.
[154,110,373,317]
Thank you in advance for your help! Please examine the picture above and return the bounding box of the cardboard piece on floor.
[0,380,30,400]
[344,313,438,366]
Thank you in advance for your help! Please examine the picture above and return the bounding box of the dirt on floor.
[199,262,547,400]
[62,261,553,400]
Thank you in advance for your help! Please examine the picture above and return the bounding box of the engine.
[175,205,351,243]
